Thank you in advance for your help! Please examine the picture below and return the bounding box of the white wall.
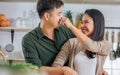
[0,2,120,75]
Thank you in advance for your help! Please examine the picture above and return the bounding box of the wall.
[0,2,120,75]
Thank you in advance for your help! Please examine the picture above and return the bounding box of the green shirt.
[22,25,75,67]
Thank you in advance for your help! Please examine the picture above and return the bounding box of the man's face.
[47,7,62,28]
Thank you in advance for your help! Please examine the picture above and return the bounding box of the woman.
[52,9,111,75]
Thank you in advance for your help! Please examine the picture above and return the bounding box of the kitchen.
[0,0,120,75]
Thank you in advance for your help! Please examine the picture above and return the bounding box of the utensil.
[110,30,117,60]
[5,29,14,52]
[116,31,120,57]
[105,29,109,41]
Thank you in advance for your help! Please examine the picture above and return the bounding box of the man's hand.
[62,66,78,75]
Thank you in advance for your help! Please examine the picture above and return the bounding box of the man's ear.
[43,12,50,21]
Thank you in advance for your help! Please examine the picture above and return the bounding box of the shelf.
[0,27,34,32]
[7,58,25,61]
[105,27,120,29]
[6,55,25,61]
[0,0,37,2]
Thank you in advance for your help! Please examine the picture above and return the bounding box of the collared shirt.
[22,25,75,67]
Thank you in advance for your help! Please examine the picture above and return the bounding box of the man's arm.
[22,34,42,67]
[40,66,64,75]
[40,66,78,75]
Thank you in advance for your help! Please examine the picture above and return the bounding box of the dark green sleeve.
[55,25,76,50]
[60,25,75,39]
[22,34,42,67]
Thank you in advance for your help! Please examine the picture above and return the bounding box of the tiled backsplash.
[0,2,120,75]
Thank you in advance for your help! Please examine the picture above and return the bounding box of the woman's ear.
[43,12,50,21]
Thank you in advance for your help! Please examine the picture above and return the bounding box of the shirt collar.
[36,24,45,39]
[36,23,60,39]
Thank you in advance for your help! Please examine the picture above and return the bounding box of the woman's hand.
[61,17,73,29]
[62,66,78,75]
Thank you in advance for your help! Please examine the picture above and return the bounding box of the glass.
[21,11,27,28]
[16,17,22,28]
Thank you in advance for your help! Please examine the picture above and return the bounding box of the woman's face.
[81,14,94,37]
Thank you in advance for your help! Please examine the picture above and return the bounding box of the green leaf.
[12,63,39,71]
[65,10,73,24]
[78,13,83,20]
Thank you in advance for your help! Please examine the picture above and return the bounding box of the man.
[22,0,76,75]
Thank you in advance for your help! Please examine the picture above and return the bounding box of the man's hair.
[37,0,64,18]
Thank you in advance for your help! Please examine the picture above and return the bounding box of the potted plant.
[77,13,83,29]
[12,63,40,75]
[65,10,73,24]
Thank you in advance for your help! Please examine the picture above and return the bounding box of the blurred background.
[0,0,120,75]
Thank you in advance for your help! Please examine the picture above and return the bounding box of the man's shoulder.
[58,25,72,34]
[22,27,38,41]
[59,25,69,30]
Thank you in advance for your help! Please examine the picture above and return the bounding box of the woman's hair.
[84,9,105,58]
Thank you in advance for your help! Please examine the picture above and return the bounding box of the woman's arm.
[82,37,111,55]
[62,17,111,56]
[52,40,71,67]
